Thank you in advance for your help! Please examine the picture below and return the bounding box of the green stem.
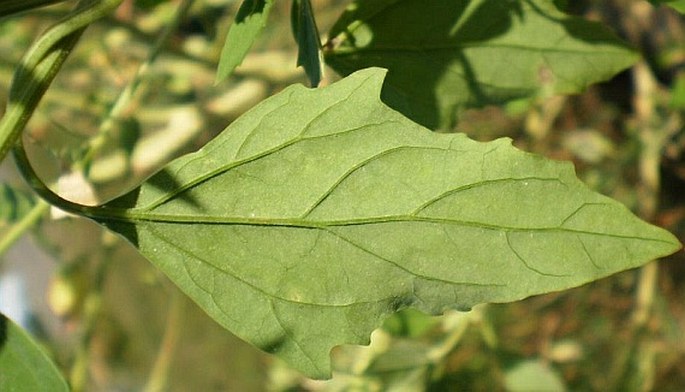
[0,200,50,258]
[12,137,91,216]
[0,1,193,389]
[0,0,123,162]
[0,31,83,161]
[11,0,196,219]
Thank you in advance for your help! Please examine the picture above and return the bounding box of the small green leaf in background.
[87,68,679,378]
[291,0,324,87]
[0,313,69,391]
[648,0,685,13]
[216,0,275,83]
[324,0,638,130]
[505,359,566,392]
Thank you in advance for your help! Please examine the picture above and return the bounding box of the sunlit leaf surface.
[216,0,275,82]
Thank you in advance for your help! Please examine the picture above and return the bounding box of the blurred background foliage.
[0,0,684,390]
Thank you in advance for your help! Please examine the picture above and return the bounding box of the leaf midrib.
[330,43,632,57]
[85,209,674,246]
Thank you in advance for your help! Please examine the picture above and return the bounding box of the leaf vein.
[138,121,390,212]
[505,232,569,277]
[411,176,565,216]
[269,300,320,372]
[145,223,417,308]
[325,227,503,288]
[577,235,601,270]
[300,143,452,218]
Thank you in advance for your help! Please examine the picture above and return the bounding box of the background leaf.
[291,0,324,87]
[0,0,68,17]
[0,313,69,391]
[216,0,275,82]
[504,359,567,392]
[89,68,680,378]
[324,0,638,130]
[648,0,685,12]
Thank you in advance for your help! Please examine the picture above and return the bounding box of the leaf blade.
[0,314,69,391]
[94,68,680,378]
[216,0,275,83]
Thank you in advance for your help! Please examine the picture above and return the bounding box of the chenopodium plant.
[1,0,682,383]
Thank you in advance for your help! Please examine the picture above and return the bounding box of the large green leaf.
[324,0,638,130]
[86,68,679,378]
[216,0,275,82]
[0,314,68,391]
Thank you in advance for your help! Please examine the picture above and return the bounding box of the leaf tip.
[662,230,683,255]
